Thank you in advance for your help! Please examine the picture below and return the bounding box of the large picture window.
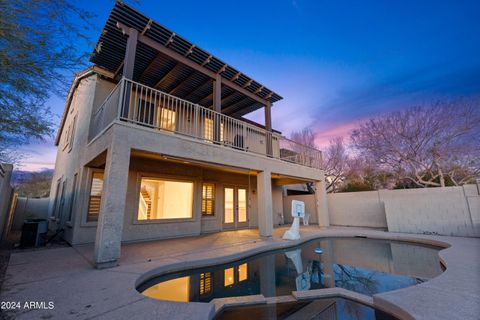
[138,178,193,220]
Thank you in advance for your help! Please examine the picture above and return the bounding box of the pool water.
[139,237,443,303]
[214,298,399,320]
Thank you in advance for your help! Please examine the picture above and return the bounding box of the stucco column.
[257,170,273,237]
[259,255,276,298]
[94,142,131,268]
[320,239,335,288]
[315,177,330,227]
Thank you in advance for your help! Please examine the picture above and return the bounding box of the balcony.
[90,78,322,169]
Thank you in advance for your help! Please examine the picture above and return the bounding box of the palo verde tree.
[351,99,480,188]
[0,0,94,163]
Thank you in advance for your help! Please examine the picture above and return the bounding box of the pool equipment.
[283,200,305,240]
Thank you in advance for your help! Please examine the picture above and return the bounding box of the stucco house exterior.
[48,2,329,268]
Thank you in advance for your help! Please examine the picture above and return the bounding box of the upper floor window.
[63,114,77,152]
[204,117,224,142]
[158,108,176,131]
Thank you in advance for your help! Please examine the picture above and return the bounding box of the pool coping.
[135,230,456,320]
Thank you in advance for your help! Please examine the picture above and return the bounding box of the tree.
[290,129,353,192]
[323,137,351,192]
[0,0,94,163]
[351,99,480,188]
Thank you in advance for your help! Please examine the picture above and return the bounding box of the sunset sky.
[19,0,480,171]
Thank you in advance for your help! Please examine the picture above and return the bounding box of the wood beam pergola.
[116,22,270,106]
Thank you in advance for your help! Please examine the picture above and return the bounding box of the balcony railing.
[91,78,322,169]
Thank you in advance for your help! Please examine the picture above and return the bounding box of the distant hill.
[12,168,54,198]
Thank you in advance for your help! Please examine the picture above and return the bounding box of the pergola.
[90,2,283,135]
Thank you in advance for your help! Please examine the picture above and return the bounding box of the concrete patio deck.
[1,226,479,319]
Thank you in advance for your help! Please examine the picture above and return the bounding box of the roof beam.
[182,78,212,101]
[168,71,198,96]
[165,33,176,46]
[153,62,181,89]
[184,44,195,57]
[141,19,153,35]
[116,23,270,106]
[218,64,227,74]
[231,72,241,81]
[202,88,238,109]
[243,80,252,88]
[201,55,212,66]
[254,86,264,94]
[221,96,252,115]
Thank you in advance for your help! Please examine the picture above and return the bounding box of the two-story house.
[49,2,329,268]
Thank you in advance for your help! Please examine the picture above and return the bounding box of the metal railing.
[90,78,322,169]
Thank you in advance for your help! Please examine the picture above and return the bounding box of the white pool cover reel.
[283,200,305,240]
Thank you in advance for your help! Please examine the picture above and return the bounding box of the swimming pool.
[138,237,443,303]
[214,297,400,320]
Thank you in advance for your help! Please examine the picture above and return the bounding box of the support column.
[121,28,138,120]
[213,75,222,143]
[122,28,138,79]
[264,102,272,156]
[315,176,330,228]
[94,142,131,268]
[257,170,273,237]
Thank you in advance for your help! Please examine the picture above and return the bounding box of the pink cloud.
[313,120,361,148]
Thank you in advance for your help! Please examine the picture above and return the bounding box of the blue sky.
[20,0,480,170]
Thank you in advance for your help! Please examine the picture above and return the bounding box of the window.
[199,272,212,295]
[51,179,62,218]
[87,172,104,222]
[223,264,249,287]
[204,117,224,142]
[68,115,77,151]
[238,263,248,282]
[138,178,193,220]
[67,173,78,223]
[58,180,67,220]
[201,183,215,216]
[224,268,234,287]
[63,114,77,151]
[157,108,176,131]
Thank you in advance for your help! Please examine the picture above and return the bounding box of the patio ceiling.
[90,2,283,117]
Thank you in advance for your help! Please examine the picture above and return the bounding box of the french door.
[223,186,248,229]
